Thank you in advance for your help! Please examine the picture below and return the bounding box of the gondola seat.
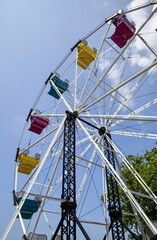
[18,153,40,175]
[28,115,49,134]
[110,14,136,48]
[77,42,97,70]
[48,75,69,99]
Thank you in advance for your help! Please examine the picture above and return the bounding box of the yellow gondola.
[77,42,97,70]
[18,153,40,175]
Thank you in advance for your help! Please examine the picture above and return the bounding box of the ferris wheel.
[1,1,157,240]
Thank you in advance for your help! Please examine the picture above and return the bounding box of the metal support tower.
[61,113,76,239]
[103,134,125,240]
[52,112,90,240]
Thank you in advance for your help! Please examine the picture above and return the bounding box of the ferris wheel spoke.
[74,48,78,110]
[91,79,132,115]
[48,136,97,196]
[137,34,157,57]
[79,114,157,122]
[95,74,103,126]
[50,79,72,112]
[79,59,157,114]
[76,137,100,201]
[106,48,129,124]
[104,40,122,55]
[109,97,157,129]
[1,117,66,240]
[79,75,128,114]
[4,2,157,239]
[66,89,100,128]
[113,147,148,240]
[78,114,141,138]
[31,145,64,238]
[106,135,157,204]
[19,126,60,155]
[16,130,64,199]
[107,69,154,127]
[77,118,157,235]
[79,9,157,112]
[78,21,112,107]
[76,133,97,146]
[18,211,28,237]
[107,119,137,137]
[110,130,157,139]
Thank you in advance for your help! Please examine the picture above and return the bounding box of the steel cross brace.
[52,112,90,240]
[103,135,125,240]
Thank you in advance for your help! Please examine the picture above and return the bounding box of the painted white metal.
[80,220,107,226]
[19,126,59,155]
[5,3,157,239]
[42,212,54,235]
[50,79,72,112]
[95,72,103,126]
[18,122,29,150]
[138,35,157,57]
[77,118,157,235]
[83,2,155,40]
[107,71,148,127]
[79,59,157,113]
[79,8,157,111]
[42,209,61,214]
[18,211,27,237]
[105,39,122,56]
[48,140,94,195]
[14,162,19,193]
[114,153,147,240]
[111,131,157,139]
[76,134,97,146]
[74,48,78,110]
[91,76,133,114]
[130,190,157,201]
[101,79,127,100]
[30,147,64,239]
[1,117,66,240]
[78,114,157,121]
[107,136,157,204]
[123,2,157,15]
[77,20,112,107]
[106,48,128,122]
[67,90,100,128]
[110,97,157,128]
[76,138,99,201]
[102,141,109,240]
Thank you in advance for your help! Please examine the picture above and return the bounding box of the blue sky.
[0,0,157,239]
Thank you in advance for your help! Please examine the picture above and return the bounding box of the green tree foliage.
[119,145,157,236]
[101,144,157,237]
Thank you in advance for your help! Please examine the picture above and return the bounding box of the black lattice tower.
[61,113,76,239]
[104,134,125,240]
[52,112,90,240]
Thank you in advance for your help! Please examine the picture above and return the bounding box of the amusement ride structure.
[1,1,157,239]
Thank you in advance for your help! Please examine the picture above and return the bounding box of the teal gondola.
[48,75,69,99]
[17,198,41,220]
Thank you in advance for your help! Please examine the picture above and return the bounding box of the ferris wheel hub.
[98,126,106,136]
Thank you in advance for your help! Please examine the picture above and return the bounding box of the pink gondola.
[110,15,136,48]
[28,115,49,134]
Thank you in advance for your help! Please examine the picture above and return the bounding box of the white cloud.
[126,0,157,68]
[103,1,109,8]
[93,0,108,10]
[130,53,150,67]
[98,56,111,72]
[13,117,25,125]
[98,1,157,76]
[98,55,121,84]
